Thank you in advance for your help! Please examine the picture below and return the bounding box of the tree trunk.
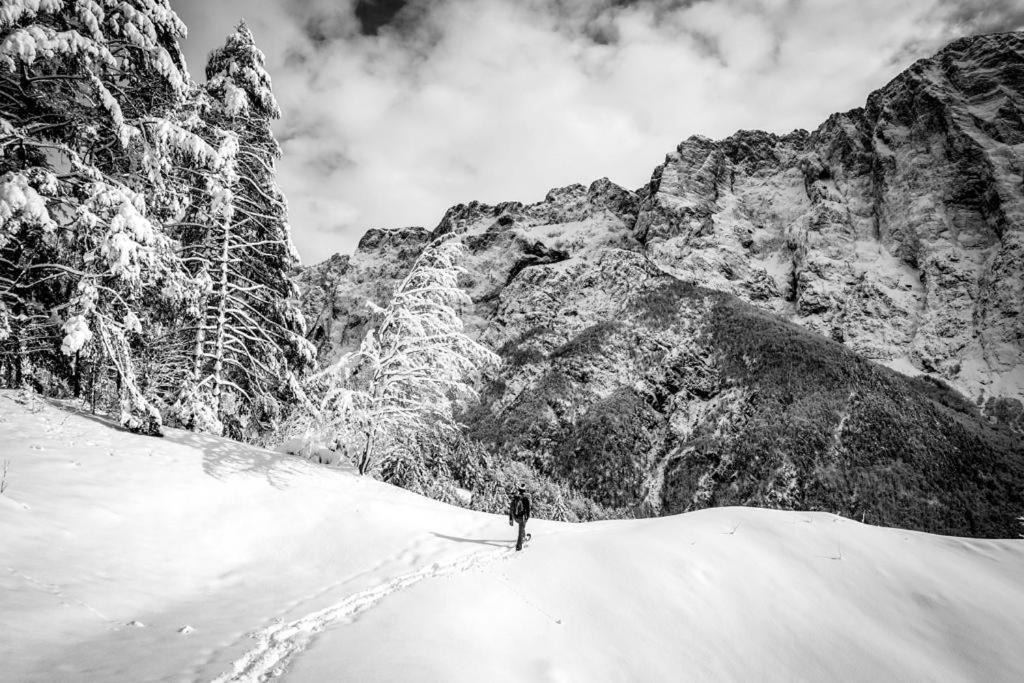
[212,224,231,426]
[14,334,24,387]
[358,423,377,475]
[89,362,97,413]
[72,350,81,398]
[357,372,388,475]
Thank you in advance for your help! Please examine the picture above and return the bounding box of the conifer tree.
[171,23,313,439]
[0,0,202,432]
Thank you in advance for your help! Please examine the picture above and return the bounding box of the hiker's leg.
[516,519,526,550]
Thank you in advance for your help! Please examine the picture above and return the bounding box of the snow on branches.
[0,23,111,71]
[205,21,280,120]
[0,1,186,94]
[293,240,498,476]
[0,2,66,31]
[1,6,309,442]
[167,22,311,440]
[0,1,194,432]
[0,171,57,237]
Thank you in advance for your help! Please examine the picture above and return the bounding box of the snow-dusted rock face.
[637,32,1024,410]
[299,180,638,357]
[302,32,1024,413]
[296,226,432,354]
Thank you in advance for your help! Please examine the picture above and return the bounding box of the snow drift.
[1,390,1023,682]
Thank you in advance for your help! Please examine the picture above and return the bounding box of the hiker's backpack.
[512,495,526,519]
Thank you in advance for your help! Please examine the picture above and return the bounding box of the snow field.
[290,511,1024,682]
[2,390,1023,682]
[0,391,509,681]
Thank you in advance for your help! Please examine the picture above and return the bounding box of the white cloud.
[169,0,1024,264]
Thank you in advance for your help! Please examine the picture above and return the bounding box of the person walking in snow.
[508,485,531,551]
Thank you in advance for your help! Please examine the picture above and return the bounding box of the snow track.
[211,547,509,682]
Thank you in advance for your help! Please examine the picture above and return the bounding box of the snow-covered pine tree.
[294,239,498,476]
[129,101,238,417]
[170,22,313,439]
[0,1,202,432]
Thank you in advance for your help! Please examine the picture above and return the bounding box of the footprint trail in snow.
[211,546,509,682]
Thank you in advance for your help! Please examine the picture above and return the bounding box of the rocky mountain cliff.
[297,32,1024,536]
[469,249,1020,536]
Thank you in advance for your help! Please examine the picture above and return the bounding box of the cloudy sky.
[169,0,1024,264]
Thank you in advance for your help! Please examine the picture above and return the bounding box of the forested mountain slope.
[466,248,1022,537]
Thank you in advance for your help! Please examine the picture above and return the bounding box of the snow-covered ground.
[2,389,1023,682]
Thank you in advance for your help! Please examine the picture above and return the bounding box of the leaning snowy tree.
[292,239,498,477]
[0,0,203,432]
[169,22,313,439]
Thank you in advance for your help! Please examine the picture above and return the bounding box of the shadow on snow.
[45,397,321,490]
[430,532,516,548]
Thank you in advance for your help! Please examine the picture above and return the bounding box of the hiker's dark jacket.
[509,494,531,523]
